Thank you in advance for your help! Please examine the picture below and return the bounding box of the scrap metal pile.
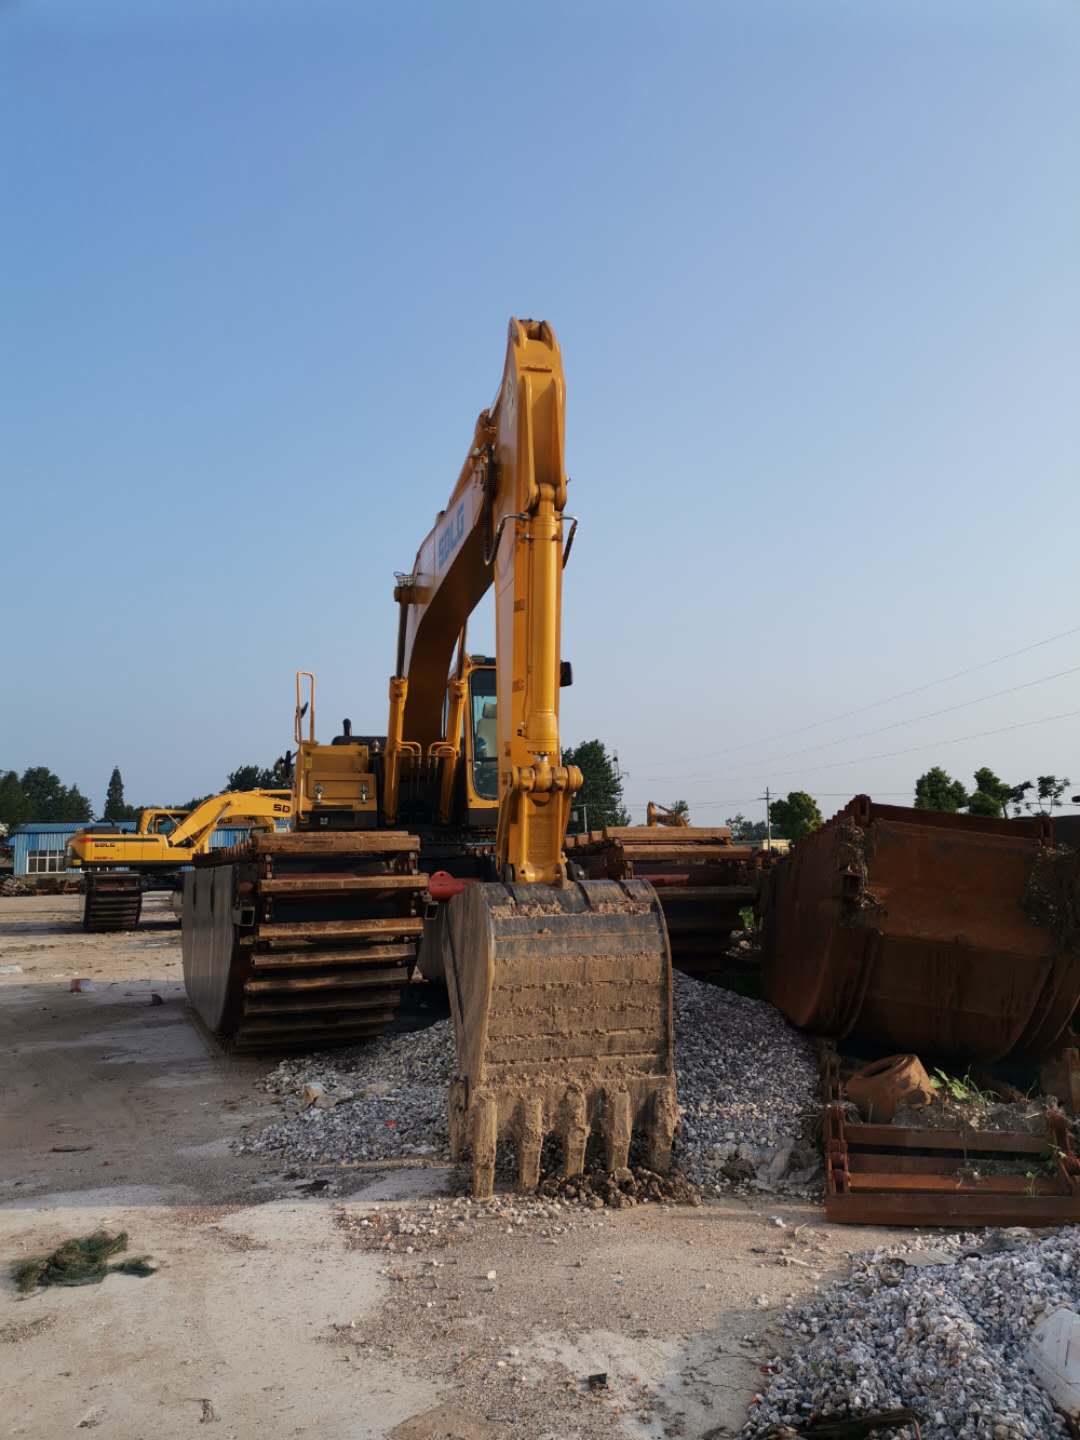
[760,796,1080,1228]
[565,824,762,979]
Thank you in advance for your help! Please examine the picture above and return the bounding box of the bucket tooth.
[517,1096,544,1190]
[471,1091,498,1198]
[448,1078,468,1162]
[603,1089,632,1172]
[441,878,676,1194]
[645,1083,678,1173]
[561,1087,589,1178]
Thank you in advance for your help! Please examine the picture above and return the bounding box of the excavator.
[183,318,678,1195]
[68,790,292,930]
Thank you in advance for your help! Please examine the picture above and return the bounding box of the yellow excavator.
[183,318,677,1195]
[69,791,291,930]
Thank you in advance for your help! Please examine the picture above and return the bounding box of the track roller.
[83,872,143,931]
[182,831,426,1050]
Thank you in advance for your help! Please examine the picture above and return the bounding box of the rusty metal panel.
[763,796,1080,1063]
[566,827,760,979]
[821,1048,1080,1227]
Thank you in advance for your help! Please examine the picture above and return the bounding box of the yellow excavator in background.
[183,318,677,1196]
[646,802,690,828]
[69,791,291,930]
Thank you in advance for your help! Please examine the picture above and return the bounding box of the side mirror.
[560,660,573,688]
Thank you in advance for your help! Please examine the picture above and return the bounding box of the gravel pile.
[672,971,821,1195]
[240,973,821,1198]
[237,1020,455,1166]
[744,1227,1080,1439]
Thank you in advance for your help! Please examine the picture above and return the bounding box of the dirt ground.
[0,894,898,1439]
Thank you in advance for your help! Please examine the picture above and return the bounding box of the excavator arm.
[164,789,292,854]
[385,319,677,1196]
[384,318,580,881]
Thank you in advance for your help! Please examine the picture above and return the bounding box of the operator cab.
[468,662,498,802]
[143,810,185,837]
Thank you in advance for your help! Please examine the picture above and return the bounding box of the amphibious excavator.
[68,790,292,930]
[183,318,678,1194]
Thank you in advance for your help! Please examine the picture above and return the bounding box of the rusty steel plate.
[763,796,1080,1064]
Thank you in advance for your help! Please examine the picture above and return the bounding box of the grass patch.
[12,1230,155,1294]
[928,1068,996,1105]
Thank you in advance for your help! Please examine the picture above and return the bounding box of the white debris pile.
[672,971,821,1195]
[744,1228,1080,1439]
[236,1020,455,1165]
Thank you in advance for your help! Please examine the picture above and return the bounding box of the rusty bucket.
[762,796,1080,1063]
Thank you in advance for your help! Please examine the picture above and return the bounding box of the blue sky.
[3,0,1078,823]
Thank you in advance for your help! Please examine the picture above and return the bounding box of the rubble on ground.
[0,877,31,897]
[240,973,821,1198]
[744,1227,1080,1439]
[672,971,821,1196]
[335,1191,612,1254]
[236,1019,454,1166]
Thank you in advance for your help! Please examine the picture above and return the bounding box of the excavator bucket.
[565,827,759,979]
[440,878,677,1197]
[762,795,1080,1064]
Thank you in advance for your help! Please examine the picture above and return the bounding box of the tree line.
[4,749,1068,842]
[0,768,94,829]
[914,766,1071,818]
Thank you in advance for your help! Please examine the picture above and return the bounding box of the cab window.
[469,670,498,800]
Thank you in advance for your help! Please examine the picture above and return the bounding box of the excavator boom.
[388,320,677,1195]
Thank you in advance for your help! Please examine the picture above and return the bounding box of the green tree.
[19,767,93,823]
[103,766,135,822]
[967,767,1013,819]
[1031,775,1071,816]
[0,771,30,832]
[226,764,264,792]
[225,756,292,792]
[726,812,769,844]
[914,767,969,813]
[664,799,691,823]
[562,740,630,832]
[768,790,823,843]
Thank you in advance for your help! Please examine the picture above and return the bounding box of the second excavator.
[184,318,678,1195]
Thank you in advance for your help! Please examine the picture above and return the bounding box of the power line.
[627,661,1080,785]
[629,621,1080,774]
[680,706,1080,790]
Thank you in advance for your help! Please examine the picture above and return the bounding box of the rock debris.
[238,973,821,1198]
[744,1227,1080,1439]
[672,972,821,1195]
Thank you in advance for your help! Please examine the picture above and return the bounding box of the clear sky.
[3,0,1078,824]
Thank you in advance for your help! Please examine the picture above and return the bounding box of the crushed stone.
[239,972,822,1199]
[672,971,821,1196]
[743,1226,1080,1439]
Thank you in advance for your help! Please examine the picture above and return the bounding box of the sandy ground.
[0,894,898,1439]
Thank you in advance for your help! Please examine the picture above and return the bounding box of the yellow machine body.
[68,791,292,871]
[291,672,378,829]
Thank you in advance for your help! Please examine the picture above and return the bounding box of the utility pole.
[758,787,772,848]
